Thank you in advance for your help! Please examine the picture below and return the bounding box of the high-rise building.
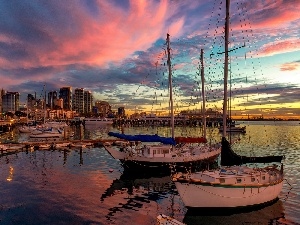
[48,91,57,109]
[73,88,84,114]
[27,94,36,110]
[73,88,93,114]
[2,92,20,113]
[59,87,72,110]
[84,90,93,114]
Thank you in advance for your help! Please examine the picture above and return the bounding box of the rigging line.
[282,178,293,201]
[213,43,246,55]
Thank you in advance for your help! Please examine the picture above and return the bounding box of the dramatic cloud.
[257,39,300,57]
[0,0,299,117]
[242,0,300,29]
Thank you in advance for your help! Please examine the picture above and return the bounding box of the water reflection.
[101,169,176,223]
[183,200,286,225]
[0,121,299,224]
[6,165,14,181]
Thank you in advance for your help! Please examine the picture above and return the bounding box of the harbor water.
[0,121,299,224]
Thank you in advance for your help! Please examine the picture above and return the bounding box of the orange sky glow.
[0,0,299,119]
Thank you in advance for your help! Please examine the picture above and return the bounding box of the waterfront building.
[48,91,58,109]
[27,94,37,110]
[59,87,72,110]
[73,88,93,115]
[84,90,93,114]
[73,88,84,114]
[35,99,45,110]
[95,101,111,117]
[54,98,63,109]
[2,91,20,113]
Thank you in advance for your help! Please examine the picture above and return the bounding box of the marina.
[0,0,299,224]
[0,121,299,224]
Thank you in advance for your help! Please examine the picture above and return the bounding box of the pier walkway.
[0,139,119,157]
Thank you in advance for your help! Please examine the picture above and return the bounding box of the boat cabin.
[127,141,174,157]
[143,145,174,157]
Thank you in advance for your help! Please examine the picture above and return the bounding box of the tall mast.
[166,33,174,139]
[223,0,230,138]
[200,49,206,138]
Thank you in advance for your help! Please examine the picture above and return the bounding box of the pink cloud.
[0,0,185,71]
[253,10,299,30]
[257,38,300,57]
[280,61,300,71]
[245,0,300,29]
[55,0,184,67]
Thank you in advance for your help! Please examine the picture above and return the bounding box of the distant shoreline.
[234,118,300,121]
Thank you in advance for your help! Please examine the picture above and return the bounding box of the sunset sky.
[0,0,299,118]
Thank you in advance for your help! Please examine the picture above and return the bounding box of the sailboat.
[104,34,221,174]
[172,0,284,208]
[19,104,37,133]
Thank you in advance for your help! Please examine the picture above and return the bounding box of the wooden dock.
[0,139,121,157]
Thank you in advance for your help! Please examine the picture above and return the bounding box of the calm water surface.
[0,121,299,225]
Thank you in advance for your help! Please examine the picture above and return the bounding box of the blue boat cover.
[108,132,176,145]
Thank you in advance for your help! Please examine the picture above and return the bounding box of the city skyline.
[0,0,299,118]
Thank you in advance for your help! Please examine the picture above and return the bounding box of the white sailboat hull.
[104,145,220,163]
[175,180,283,208]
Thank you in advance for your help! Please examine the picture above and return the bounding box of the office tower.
[59,87,72,110]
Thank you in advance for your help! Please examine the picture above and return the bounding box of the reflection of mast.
[169,190,175,218]
[79,148,83,165]
[101,172,173,222]
[63,149,68,165]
